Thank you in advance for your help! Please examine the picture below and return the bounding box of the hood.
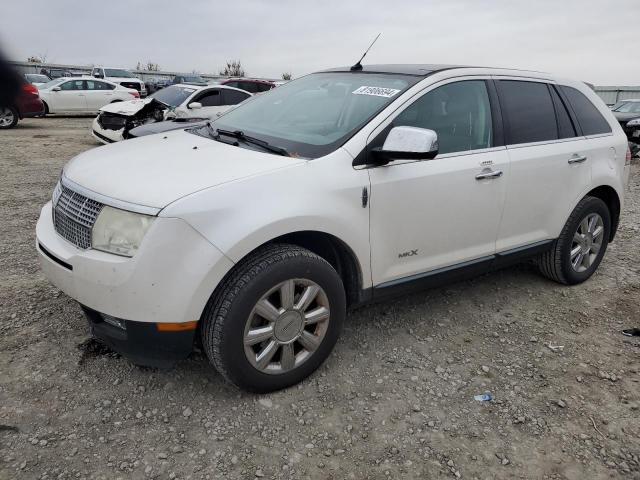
[129,118,208,137]
[613,112,640,122]
[64,129,304,209]
[99,97,159,116]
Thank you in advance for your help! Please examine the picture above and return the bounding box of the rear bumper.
[82,306,195,368]
[17,96,45,118]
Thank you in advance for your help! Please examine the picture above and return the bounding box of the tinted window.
[561,86,612,135]
[393,80,493,155]
[257,83,273,92]
[240,81,260,93]
[498,81,557,144]
[223,81,239,89]
[104,69,135,78]
[86,80,114,90]
[196,90,222,107]
[60,80,85,91]
[222,89,250,105]
[550,86,576,138]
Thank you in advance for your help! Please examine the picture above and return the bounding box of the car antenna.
[350,33,381,71]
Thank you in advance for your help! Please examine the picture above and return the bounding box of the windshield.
[208,72,417,158]
[105,69,135,78]
[26,74,50,83]
[39,78,66,90]
[614,102,640,113]
[184,76,206,83]
[150,85,196,107]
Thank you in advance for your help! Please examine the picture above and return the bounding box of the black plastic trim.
[38,242,73,270]
[92,129,115,143]
[369,240,554,302]
[485,79,505,147]
[81,306,195,368]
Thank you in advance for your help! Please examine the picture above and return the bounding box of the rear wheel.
[538,196,610,285]
[0,106,18,129]
[201,244,346,393]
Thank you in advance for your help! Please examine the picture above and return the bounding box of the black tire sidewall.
[560,198,611,284]
[213,253,345,393]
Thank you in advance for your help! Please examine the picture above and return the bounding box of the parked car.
[38,78,139,114]
[172,74,208,86]
[36,64,630,392]
[91,67,147,97]
[145,77,172,94]
[0,77,45,129]
[24,73,51,87]
[220,78,276,94]
[611,99,640,141]
[91,84,250,143]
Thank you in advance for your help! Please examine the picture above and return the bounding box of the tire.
[42,101,49,116]
[201,243,346,393]
[0,106,19,129]
[538,196,611,285]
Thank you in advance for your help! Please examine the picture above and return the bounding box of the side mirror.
[370,126,439,166]
[52,86,61,92]
[189,102,202,110]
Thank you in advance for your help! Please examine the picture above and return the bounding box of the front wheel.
[201,244,346,393]
[538,196,611,285]
[0,106,18,129]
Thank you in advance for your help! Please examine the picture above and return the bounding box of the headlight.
[92,206,154,257]
[627,118,640,127]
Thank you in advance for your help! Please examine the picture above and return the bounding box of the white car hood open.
[98,97,157,116]
[64,129,304,209]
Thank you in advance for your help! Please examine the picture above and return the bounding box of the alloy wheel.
[0,107,15,127]
[570,213,604,272]
[243,278,330,374]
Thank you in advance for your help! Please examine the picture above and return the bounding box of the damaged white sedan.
[92,84,251,143]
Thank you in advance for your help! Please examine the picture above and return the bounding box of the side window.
[560,86,612,136]
[549,86,576,138]
[60,80,85,91]
[195,90,222,107]
[222,89,250,105]
[393,80,493,155]
[240,81,260,94]
[223,81,239,89]
[257,83,273,92]
[498,80,558,145]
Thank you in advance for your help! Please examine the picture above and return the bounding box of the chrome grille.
[53,182,103,249]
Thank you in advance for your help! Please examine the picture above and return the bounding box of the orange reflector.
[156,321,198,332]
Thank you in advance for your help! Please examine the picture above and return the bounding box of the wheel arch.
[585,185,621,241]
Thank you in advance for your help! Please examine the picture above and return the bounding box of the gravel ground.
[1,117,640,480]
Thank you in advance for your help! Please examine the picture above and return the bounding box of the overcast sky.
[1,0,638,84]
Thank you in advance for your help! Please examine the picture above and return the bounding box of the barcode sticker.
[352,86,401,98]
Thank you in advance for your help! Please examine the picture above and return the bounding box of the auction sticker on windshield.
[352,86,401,98]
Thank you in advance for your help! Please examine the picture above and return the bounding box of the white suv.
[36,65,631,392]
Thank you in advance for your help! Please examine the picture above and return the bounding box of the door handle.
[568,154,587,164]
[475,170,503,180]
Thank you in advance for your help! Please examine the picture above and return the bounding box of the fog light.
[102,314,126,330]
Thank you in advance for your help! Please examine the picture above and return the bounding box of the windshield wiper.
[213,127,290,157]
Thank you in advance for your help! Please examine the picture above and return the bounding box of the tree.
[146,62,160,71]
[281,72,292,81]
[27,52,48,64]
[219,60,245,77]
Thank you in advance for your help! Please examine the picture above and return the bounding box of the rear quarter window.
[560,86,612,136]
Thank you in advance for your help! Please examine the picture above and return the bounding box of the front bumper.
[92,116,124,143]
[82,306,195,367]
[36,201,234,325]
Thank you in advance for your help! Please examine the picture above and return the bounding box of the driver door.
[185,88,227,118]
[52,79,88,112]
[367,79,509,287]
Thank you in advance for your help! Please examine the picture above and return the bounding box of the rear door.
[84,80,115,110]
[494,78,591,252]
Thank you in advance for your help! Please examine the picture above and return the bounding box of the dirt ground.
[1,117,639,480]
